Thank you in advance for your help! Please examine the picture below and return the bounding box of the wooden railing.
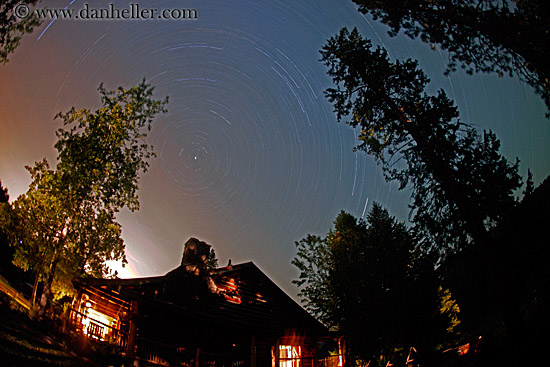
[68,308,128,349]
[0,273,30,310]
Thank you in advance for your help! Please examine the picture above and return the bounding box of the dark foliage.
[0,181,8,203]
[293,205,457,364]
[441,176,550,366]
[0,1,42,64]
[0,181,33,297]
[320,27,522,257]
[353,0,550,116]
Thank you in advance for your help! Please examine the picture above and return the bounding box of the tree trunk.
[31,250,49,308]
[37,252,59,320]
[31,271,40,307]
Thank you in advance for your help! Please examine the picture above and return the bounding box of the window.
[278,345,301,367]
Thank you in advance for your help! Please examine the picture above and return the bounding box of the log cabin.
[70,238,331,366]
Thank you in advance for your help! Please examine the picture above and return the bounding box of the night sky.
[0,0,548,299]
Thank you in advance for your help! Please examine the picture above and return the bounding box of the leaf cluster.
[54,81,168,212]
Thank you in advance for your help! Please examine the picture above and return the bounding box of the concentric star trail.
[0,0,548,298]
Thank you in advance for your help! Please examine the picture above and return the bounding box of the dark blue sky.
[0,0,548,299]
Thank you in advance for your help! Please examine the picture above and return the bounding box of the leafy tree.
[353,0,550,116]
[2,81,168,317]
[5,162,65,306]
[293,205,457,364]
[292,233,333,327]
[320,27,522,257]
[0,181,37,298]
[1,1,42,64]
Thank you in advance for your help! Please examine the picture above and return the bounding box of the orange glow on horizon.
[106,256,140,278]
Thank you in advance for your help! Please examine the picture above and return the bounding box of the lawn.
[0,297,101,367]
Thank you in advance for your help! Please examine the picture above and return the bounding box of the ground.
[0,296,117,367]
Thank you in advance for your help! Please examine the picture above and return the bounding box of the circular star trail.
[0,0,548,297]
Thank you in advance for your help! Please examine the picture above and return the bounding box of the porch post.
[275,338,280,367]
[195,347,200,367]
[250,335,256,367]
[125,300,138,358]
[338,336,345,367]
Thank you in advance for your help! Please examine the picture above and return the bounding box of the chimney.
[181,238,211,275]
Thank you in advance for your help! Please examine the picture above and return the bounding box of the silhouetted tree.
[500,176,550,334]
[321,27,522,258]
[0,181,14,274]
[293,205,458,364]
[353,0,550,116]
[0,181,34,297]
[442,176,550,366]
[207,249,219,271]
[523,169,534,197]
[1,1,42,64]
[0,180,8,203]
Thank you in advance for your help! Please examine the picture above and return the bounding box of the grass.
[0,296,100,367]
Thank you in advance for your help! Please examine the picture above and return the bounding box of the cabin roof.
[73,275,165,287]
[73,261,327,335]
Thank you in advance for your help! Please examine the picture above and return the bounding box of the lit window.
[80,302,115,341]
[279,345,301,367]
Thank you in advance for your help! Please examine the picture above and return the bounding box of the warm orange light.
[457,343,470,356]
[338,337,344,367]
[279,345,301,367]
[255,292,267,303]
[217,277,242,304]
[80,302,115,341]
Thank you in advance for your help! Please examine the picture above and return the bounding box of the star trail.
[0,0,548,299]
